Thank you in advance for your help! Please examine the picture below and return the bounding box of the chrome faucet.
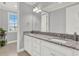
[74,32,78,41]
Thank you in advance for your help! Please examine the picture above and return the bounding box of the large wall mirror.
[66,4,79,35]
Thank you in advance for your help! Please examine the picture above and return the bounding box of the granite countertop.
[24,33,79,50]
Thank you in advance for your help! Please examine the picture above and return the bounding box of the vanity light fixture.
[36,9,42,13]
[33,7,42,13]
[33,7,38,12]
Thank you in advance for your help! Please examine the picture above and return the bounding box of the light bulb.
[36,10,41,13]
[33,7,38,12]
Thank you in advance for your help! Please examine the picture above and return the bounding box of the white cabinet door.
[32,51,40,56]
[24,35,28,51]
[32,37,41,55]
[48,43,75,56]
[41,43,64,56]
[41,40,75,56]
[41,46,55,56]
[73,50,79,56]
[24,35,33,55]
[28,36,33,54]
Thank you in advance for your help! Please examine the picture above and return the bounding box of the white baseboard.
[17,48,24,53]
[7,40,17,44]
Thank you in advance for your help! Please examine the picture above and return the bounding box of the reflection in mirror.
[41,11,49,32]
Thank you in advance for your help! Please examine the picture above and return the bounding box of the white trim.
[17,48,24,53]
[17,3,20,53]
[7,40,17,44]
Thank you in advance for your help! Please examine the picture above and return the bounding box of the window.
[8,12,17,32]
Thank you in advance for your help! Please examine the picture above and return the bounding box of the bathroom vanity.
[23,31,79,56]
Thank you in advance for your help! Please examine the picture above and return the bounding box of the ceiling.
[26,2,78,12]
[26,2,54,8]
[0,2,78,12]
[26,2,54,9]
[0,2,18,12]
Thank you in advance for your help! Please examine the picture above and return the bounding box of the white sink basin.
[50,39,67,44]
